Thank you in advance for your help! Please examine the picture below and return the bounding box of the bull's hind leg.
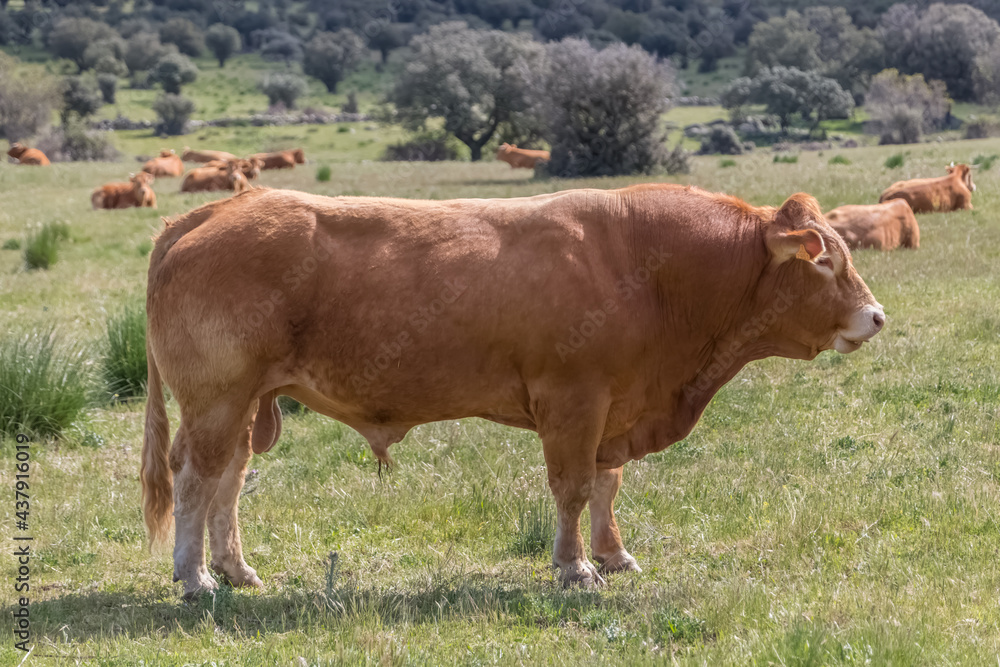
[171,401,251,598]
[207,413,262,588]
[537,389,610,587]
[589,466,641,574]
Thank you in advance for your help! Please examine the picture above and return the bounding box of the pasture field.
[1,137,1000,665]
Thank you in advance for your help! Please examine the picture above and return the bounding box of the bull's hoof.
[558,559,606,588]
[211,561,263,589]
[596,550,642,575]
[179,571,219,601]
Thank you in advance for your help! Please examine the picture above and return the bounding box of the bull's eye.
[816,257,834,270]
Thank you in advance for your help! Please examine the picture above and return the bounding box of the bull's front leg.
[537,390,609,587]
[589,466,641,573]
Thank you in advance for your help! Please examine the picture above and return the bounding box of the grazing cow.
[496,143,550,169]
[7,143,50,165]
[180,160,252,193]
[879,163,976,213]
[143,149,185,178]
[91,172,157,210]
[142,185,884,597]
[182,147,237,163]
[250,148,305,170]
[826,200,920,251]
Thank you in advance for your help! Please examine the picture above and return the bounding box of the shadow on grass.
[10,575,609,642]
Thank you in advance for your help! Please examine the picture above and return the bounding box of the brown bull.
[180,160,252,194]
[143,185,884,597]
[182,147,237,163]
[826,199,920,251]
[249,148,305,170]
[91,172,156,209]
[879,163,975,213]
[7,143,50,165]
[143,149,185,177]
[497,143,550,169]
[203,157,263,181]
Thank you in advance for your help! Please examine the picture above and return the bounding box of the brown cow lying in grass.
[879,163,976,213]
[91,172,157,210]
[203,157,263,181]
[496,143,550,169]
[181,160,252,194]
[142,185,885,597]
[7,142,50,165]
[182,147,237,163]
[143,149,185,177]
[826,200,920,251]
[249,148,305,170]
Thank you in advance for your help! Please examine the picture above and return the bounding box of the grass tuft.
[828,154,851,165]
[0,329,89,439]
[23,221,69,270]
[100,301,147,401]
[2,238,20,250]
[509,496,555,556]
[773,154,799,164]
[884,152,906,169]
[136,239,152,257]
[973,153,998,170]
[316,165,332,182]
[719,158,737,168]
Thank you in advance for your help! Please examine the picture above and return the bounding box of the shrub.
[124,32,170,76]
[719,158,737,168]
[46,17,117,68]
[774,155,799,164]
[2,238,20,250]
[23,222,68,270]
[316,165,332,182]
[828,155,851,165]
[382,132,461,162]
[885,153,906,169]
[866,69,951,144]
[149,52,198,94]
[96,73,117,104]
[303,29,365,93]
[61,75,103,121]
[973,154,998,170]
[101,301,147,401]
[83,37,128,77]
[0,53,60,142]
[699,125,744,155]
[965,118,1000,140]
[205,24,241,68]
[538,39,675,177]
[663,141,691,175]
[159,18,204,57]
[152,93,195,136]
[259,72,308,110]
[34,120,120,162]
[343,91,359,114]
[0,329,89,439]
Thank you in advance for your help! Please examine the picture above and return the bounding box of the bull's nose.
[872,309,885,332]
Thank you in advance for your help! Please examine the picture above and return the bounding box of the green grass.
[719,158,737,168]
[773,154,799,164]
[2,128,1000,663]
[100,300,147,401]
[885,152,907,169]
[316,165,332,182]
[828,154,852,165]
[0,329,89,438]
[22,220,69,270]
[973,153,999,170]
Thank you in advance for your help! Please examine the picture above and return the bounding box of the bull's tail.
[141,335,173,548]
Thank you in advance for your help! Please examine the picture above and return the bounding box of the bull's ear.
[768,228,826,262]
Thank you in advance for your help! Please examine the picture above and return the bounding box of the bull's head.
[757,194,885,359]
[947,163,975,192]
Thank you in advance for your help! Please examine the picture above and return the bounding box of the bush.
[23,221,68,270]
[152,93,195,136]
[973,154,998,170]
[205,24,241,68]
[382,132,461,162]
[965,118,1000,140]
[719,158,737,168]
[342,91,358,114]
[828,155,851,165]
[2,238,20,250]
[774,155,799,164]
[149,52,198,94]
[0,329,89,439]
[160,18,204,57]
[885,153,906,169]
[663,141,691,175]
[865,69,950,145]
[699,125,744,155]
[538,39,675,177]
[259,72,308,109]
[124,32,170,76]
[101,301,147,401]
[34,120,120,162]
[303,29,364,93]
[61,75,103,121]
[316,165,332,182]
[0,53,59,141]
[97,73,117,104]
[83,37,127,77]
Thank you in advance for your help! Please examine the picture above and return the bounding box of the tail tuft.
[141,338,173,549]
